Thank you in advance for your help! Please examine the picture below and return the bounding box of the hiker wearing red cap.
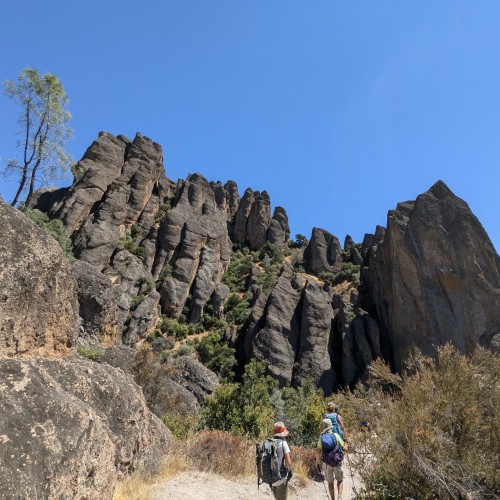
[271,421,292,500]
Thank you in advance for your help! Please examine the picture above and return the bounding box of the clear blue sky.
[1,1,499,251]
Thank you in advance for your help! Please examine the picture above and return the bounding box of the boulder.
[0,202,78,357]
[0,356,171,500]
[369,180,500,370]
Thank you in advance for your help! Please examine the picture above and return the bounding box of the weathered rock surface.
[0,356,171,500]
[72,260,118,346]
[369,180,500,370]
[134,350,218,418]
[246,264,302,386]
[170,355,219,404]
[106,250,160,345]
[304,227,342,275]
[0,201,79,357]
[294,280,336,391]
[32,132,171,271]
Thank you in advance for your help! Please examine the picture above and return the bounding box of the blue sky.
[1,1,499,251]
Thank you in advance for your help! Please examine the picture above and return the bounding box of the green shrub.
[162,413,198,439]
[222,250,254,292]
[256,262,281,292]
[225,293,252,326]
[25,209,73,258]
[161,316,189,340]
[201,360,276,440]
[129,295,145,311]
[352,346,500,499]
[177,343,195,357]
[196,332,237,380]
[201,313,227,331]
[77,345,105,360]
[118,234,144,256]
[258,241,283,264]
[289,233,309,249]
[319,263,360,285]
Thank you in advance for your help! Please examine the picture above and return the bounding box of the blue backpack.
[321,433,343,467]
[324,412,344,439]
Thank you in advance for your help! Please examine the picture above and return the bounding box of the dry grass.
[113,452,189,500]
[113,430,319,499]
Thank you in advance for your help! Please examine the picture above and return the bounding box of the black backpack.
[256,438,286,487]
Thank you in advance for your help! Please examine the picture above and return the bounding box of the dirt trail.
[152,457,363,500]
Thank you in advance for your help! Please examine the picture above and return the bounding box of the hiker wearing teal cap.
[315,418,345,500]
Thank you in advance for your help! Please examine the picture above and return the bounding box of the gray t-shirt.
[272,439,290,486]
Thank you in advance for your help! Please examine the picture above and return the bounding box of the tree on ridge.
[3,67,72,207]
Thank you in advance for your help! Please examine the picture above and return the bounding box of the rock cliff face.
[26,133,500,389]
[31,132,289,344]
[0,201,79,357]
[369,180,500,370]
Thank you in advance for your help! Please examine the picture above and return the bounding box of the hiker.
[315,418,344,500]
[324,401,347,440]
[270,421,292,500]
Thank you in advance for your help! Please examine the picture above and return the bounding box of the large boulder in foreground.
[369,180,500,370]
[0,202,79,357]
[0,356,171,500]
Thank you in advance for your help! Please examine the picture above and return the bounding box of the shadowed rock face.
[0,201,79,357]
[0,356,171,500]
[369,180,500,371]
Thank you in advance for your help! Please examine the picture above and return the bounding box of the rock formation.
[303,227,342,275]
[369,180,500,370]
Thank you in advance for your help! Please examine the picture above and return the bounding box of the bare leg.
[337,480,343,498]
[328,481,336,499]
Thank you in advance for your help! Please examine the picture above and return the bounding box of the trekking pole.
[345,448,359,499]
[321,475,330,499]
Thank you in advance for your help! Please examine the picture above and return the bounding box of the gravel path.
[152,457,363,500]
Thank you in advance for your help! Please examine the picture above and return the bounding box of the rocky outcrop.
[106,250,160,345]
[154,174,232,322]
[0,356,171,500]
[233,189,289,249]
[304,227,342,275]
[170,355,219,404]
[31,132,172,272]
[369,180,500,371]
[294,280,336,390]
[246,264,302,387]
[0,201,78,357]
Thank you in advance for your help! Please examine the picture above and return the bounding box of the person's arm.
[314,449,322,472]
[337,414,347,438]
[284,452,292,469]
